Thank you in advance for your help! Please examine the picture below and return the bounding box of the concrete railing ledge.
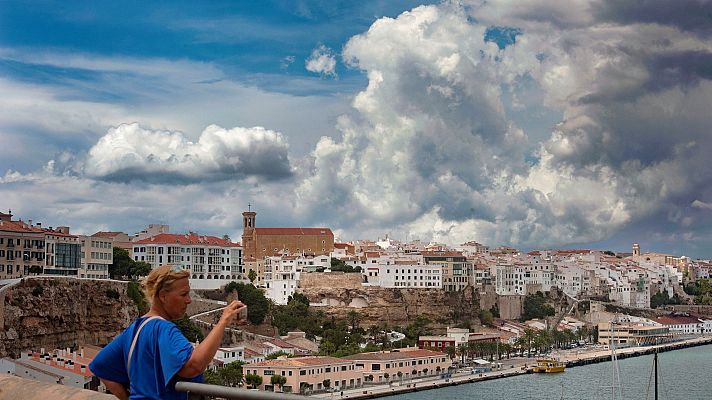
[0,375,114,400]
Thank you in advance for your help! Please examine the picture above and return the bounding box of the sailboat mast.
[654,350,658,400]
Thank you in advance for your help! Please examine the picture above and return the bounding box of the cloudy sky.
[2,0,712,258]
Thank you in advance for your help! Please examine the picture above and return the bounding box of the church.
[240,209,334,263]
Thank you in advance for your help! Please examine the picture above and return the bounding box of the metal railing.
[175,382,310,400]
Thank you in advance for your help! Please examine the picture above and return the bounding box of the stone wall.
[497,295,523,320]
[299,272,363,290]
[0,277,137,358]
[664,304,712,317]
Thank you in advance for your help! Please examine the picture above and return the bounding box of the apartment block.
[132,232,242,290]
[0,211,45,279]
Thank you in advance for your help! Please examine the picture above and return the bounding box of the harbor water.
[387,344,712,399]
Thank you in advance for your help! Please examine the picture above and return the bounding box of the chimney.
[80,365,86,373]
[36,222,42,227]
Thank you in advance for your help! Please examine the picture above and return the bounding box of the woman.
[90,265,246,399]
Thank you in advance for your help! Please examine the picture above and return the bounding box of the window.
[300,370,306,376]
[372,364,380,371]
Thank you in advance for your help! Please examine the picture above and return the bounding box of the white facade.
[132,233,243,290]
[495,264,525,295]
[376,263,442,288]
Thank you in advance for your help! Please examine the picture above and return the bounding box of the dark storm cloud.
[593,0,712,37]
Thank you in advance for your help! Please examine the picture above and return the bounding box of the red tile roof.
[93,231,126,238]
[133,233,239,247]
[254,228,333,236]
[0,220,45,234]
[654,315,701,325]
[421,251,465,257]
[249,356,347,367]
[343,349,445,361]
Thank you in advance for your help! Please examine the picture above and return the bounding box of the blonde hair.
[142,265,190,300]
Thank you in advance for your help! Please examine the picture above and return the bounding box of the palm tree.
[445,345,457,360]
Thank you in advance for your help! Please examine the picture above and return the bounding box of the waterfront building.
[77,233,112,279]
[653,314,705,336]
[342,348,450,384]
[597,322,672,347]
[132,232,242,290]
[245,356,360,393]
[0,211,45,279]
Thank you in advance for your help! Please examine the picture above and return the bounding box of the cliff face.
[299,273,482,328]
[0,278,137,358]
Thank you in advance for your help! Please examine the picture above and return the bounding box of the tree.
[131,261,152,277]
[270,375,287,392]
[224,281,269,324]
[220,361,245,387]
[174,315,204,342]
[28,265,43,274]
[322,379,331,391]
[479,309,494,326]
[245,374,263,389]
[347,310,361,331]
[110,247,133,279]
[445,346,456,359]
[248,269,257,283]
[222,234,231,241]
[288,292,310,307]
[521,292,555,321]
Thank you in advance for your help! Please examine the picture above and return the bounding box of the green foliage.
[322,379,331,389]
[127,280,149,314]
[31,285,43,297]
[650,291,683,308]
[288,292,310,307]
[28,265,43,274]
[224,282,269,324]
[245,373,263,388]
[685,279,712,305]
[330,258,357,273]
[131,261,152,277]
[110,247,154,280]
[266,351,292,360]
[479,309,494,326]
[174,314,204,342]
[270,374,287,388]
[521,292,555,321]
[201,362,245,387]
[247,269,257,283]
[110,247,133,279]
[106,289,120,300]
[490,304,500,318]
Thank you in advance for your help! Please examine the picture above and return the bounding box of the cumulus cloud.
[296,0,712,250]
[85,123,292,183]
[305,45,338,77]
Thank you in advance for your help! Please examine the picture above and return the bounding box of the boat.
[532,359,566,373]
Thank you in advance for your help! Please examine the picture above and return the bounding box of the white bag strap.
[127,316,163,371]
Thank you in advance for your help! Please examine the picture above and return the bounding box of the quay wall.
[342,336,712,400]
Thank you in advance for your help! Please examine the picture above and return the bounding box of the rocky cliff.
[0,277,137,358]
[299,273,482,328]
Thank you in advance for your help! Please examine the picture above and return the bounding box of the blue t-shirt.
[89,317,203,400]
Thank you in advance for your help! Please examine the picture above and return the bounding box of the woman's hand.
[218,300,247,327]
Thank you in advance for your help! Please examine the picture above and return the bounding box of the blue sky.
[2,0,712,258]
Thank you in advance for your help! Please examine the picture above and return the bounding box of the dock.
[319,336,712,399]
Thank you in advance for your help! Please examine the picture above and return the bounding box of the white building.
[132,232,243,290]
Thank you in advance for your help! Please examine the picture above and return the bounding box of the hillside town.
[2,208,712,397]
